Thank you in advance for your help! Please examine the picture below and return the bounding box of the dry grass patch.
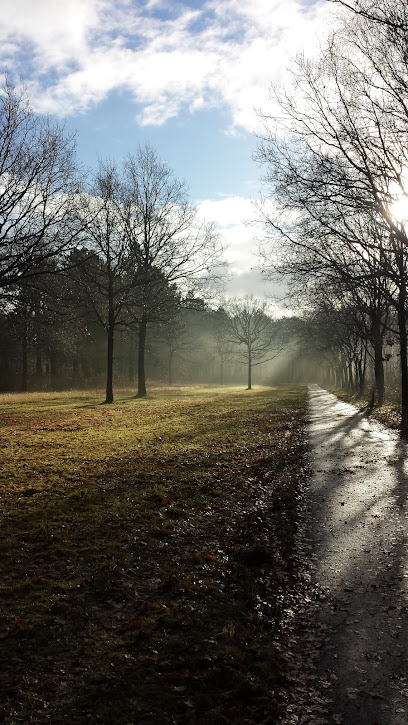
[0,384,308,724]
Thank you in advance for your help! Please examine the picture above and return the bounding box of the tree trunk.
[354,358,359,393]
[128,339,135,384]
[81,354,90,383]
[340,352,347,389]
[36,346,42,377]
[371,314,385,405]
[50,352,59,389]
[168,349,173,385]
[398,284,408,435]
[373,340,385,406]
[358,346,367,397]
[220,358,224,385]
[247,349,252,390]
[137,317,147,398]
[105,308,115,404]
[348,361,353,391]
[21,311,28,392]
[72,356,79,386]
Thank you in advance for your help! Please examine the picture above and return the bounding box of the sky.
[0,0,334,305]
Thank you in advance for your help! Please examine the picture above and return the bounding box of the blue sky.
[0,0,332,303]
[70,97,259,201]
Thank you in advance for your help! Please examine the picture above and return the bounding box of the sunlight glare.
[389,195,408,222]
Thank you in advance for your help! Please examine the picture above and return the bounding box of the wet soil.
[282,385,408,725]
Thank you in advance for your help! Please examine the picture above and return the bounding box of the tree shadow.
[305,385,408,724]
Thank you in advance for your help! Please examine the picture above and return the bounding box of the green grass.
[0,384,308,724]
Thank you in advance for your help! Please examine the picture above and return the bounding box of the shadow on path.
[282,385,408,725]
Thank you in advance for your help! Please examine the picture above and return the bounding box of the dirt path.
[283,385,408,725]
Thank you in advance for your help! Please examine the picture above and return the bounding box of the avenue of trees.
[257,0,408,433]
[0,76,286,399]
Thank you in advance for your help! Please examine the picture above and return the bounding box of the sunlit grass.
[0,384,308,723]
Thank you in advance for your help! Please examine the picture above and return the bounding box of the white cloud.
[198,196,255,227]
[196,194,290,302]
[225,267,285,306]
[198,196,259,268]
[197,195,266,297]
[0,0,333,131]
[0,0,105,70]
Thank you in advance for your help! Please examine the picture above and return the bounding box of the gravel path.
[284,385,408,725]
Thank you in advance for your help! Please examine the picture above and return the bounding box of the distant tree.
[211,307,234,385]
[0,270,91,392]
[155,310,190,385]
[299,294,370,394]
[168,298,217,384]
[0,304,17,390]
[227,297,280,390]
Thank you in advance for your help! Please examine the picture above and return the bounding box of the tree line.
[1,290,287,396]
[257,0,408,434]
[0,77,284,400]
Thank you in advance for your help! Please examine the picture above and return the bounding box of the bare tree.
[256,13,408,430]
[0,75,82,295]
[227,296,279,390]
[330,0,408,33]
[121,144,223,397]
[72,160,134,403]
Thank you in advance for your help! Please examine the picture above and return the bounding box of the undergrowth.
[330,387,402,430]
[0,385,308,724]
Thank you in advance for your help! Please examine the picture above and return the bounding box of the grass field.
[0,384,308,724]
